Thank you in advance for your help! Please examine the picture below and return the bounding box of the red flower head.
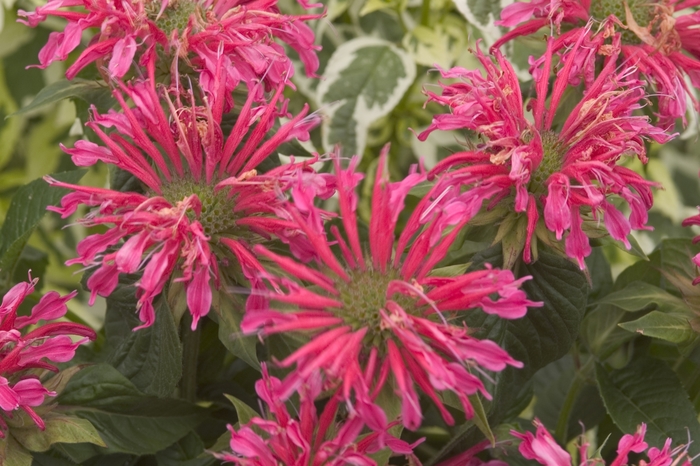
[18,0,321,107]
[214,364,422,465]
[0,276,95,434]
[418,39,672,269]
[47,78,327,330]
[493,0,700,127]
[511,419,693,466]
[241,147,541,431]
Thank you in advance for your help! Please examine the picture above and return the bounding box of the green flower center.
[589,0,655,44]
[160,178,238,238]
[145,0,198,36]
[332,266,419,345]
[529,130,564,194]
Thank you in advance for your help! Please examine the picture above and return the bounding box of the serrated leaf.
[57,364,206,455]
[599,281,689,314]
[12,79,114,116]
[619,311,697,344]
[11,414,105,452]
[214,290,260,369]
[596,356,700,456]
[223,394,259,426]
[464,248,588,425]
[0,170,85,276]
[317,37,415,156]
[104,282,182,397]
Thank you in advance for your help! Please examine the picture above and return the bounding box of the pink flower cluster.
[420,35,670,268]
[48,75,324,329]
[18,0,700,461]
[0,277,95,433]
[215,365,422,465]
[18,0,321,106]
[511,419,693,466]
[493,0,700,128]
[241,148,541,431]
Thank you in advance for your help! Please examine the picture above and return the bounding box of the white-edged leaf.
[317,37,415,157]
[450,0,514,46]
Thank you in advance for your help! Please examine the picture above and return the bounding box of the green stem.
[180,314,201,402]
[554,359,593,443]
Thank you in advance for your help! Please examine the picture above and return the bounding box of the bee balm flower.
[493,0,700,127]
[418,38,672,268]
[242,147,541,431]
[18,0,321,106]
[0,276,95,434]
[47,79,324,330]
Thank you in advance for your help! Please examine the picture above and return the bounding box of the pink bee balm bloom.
[47,78,324,330]
[0,276,95,434]
[418,38,672,269]
[18,0,321,106]
[241,147,541,431]
[493,0,700,127]
[213,365,422,465]
[511,419,693,466]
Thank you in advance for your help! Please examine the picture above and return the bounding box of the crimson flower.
[418,38,671,268]
[18,0,321,106]
[493,0,700,127]
[48,78,326,329]
[511,419,693,466]
[214,365,421,465]
[241,147,541,431]
[0,276,95,434]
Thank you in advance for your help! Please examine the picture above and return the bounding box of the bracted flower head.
[18,0,321,107]
[418,38,672,269]
[241,147,541,431]
[493,0,700,127]
[47,78,326,330]
[213,364,422,465]
[0,276,95,434]
[510,419,693,466]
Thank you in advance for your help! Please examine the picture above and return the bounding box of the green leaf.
[585,248,613,303]
[581,304,636,359]
[57,364,206,455]
[596,356,700,456]
[215,290,260,369]
[0,436,32,466]
[619,311,697,344]
[464,248,589,424]
[11,414,105,452]
[428,263,470,277]
[104,282,182,397]
[532,356,606,442]
[317,37,415,156]
[155,432,214,466]
[223,394,259,426]
[12,79,114,116]
[0,170,85,276]
[599,281,689,314]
